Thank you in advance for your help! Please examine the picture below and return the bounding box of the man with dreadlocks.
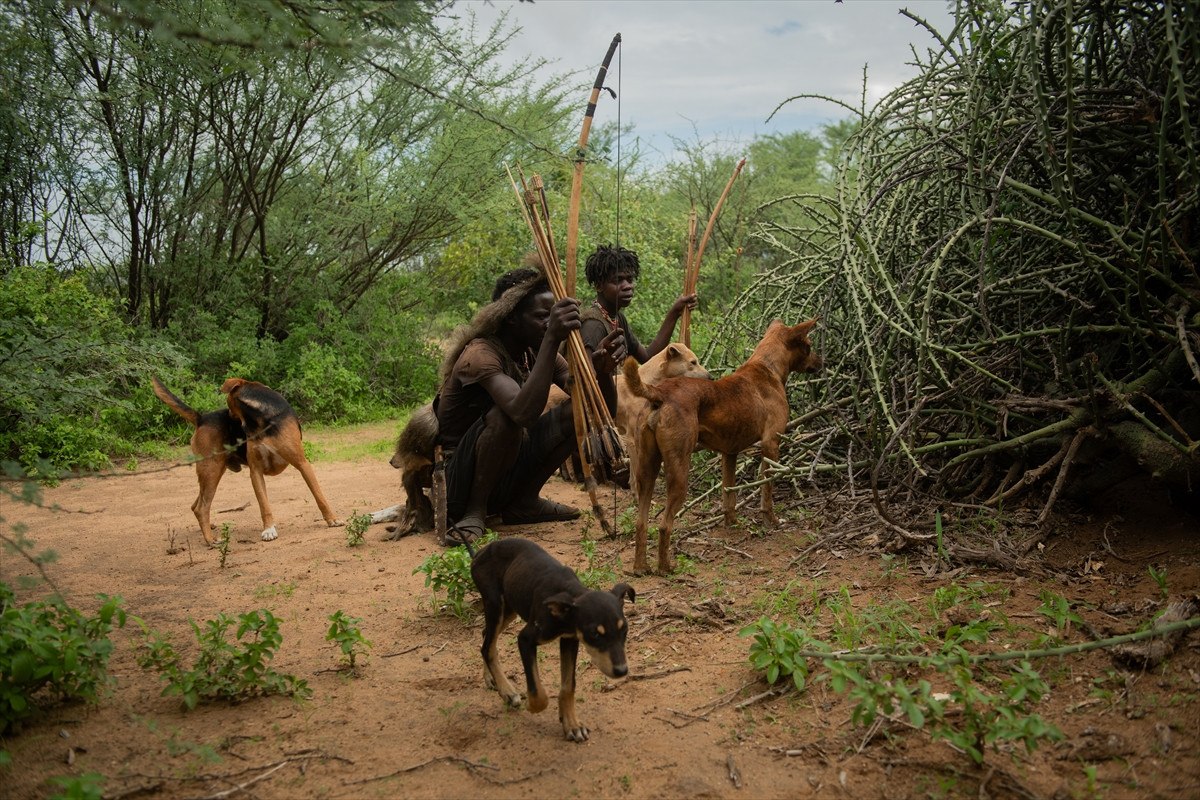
[580,244,697,367]
[433,267,626,544]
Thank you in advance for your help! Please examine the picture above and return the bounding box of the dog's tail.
[621,357,662,403]
[151,376,201,428]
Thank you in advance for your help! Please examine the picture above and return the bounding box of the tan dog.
[615,343,710,477]
[622,320,822,574]
[153,377,342,544]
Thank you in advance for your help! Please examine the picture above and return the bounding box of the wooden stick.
[683,158,746,343]
[680,207,698,347]
[507,166,624,535]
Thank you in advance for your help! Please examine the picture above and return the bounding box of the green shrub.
[326,611,372,671]
[0,584,126,734]
[413,532,497,622]
[137,609,311,710]
[0,264,186,473]
[48,773,104,800]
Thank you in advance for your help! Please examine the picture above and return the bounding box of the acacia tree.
[1,0,571,339]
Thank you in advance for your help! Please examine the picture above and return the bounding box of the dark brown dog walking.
[152,377,341,545]
[622,320,822,573]
[471,537,635,741]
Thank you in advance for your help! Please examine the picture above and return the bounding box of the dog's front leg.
[517,625,549,713]
[245,457,279,541]
[558,636,587,742]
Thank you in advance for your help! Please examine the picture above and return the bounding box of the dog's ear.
[220,378,247,396]
[610,583,635,605]
[544,592,576,619]
[665,344,681,360]
[795,319,817,334]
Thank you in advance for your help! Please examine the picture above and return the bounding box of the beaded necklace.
[593,300,620,331]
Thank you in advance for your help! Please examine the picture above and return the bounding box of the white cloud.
[452,0,956,160]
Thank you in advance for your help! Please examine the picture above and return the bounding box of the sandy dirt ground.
[2,420,1199,799]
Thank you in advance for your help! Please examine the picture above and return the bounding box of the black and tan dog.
[152,377,341,545]
[471,537,635,742]
[622,320,822,574]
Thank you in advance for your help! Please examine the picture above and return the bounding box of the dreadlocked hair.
[584,244,640,288]
[439,268,549,387]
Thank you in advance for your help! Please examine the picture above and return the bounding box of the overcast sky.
[452,0,957,161]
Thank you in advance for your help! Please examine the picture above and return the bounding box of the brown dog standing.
[615,342,710,479]
[622,320,822,574]
[152,377,341,544]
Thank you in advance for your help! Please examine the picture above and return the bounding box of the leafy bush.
[47,773,104,800]
[344,512,371,547]
[326,611,372,671]
[413,532,497,622]
[137,609,311,710]
[740,611,1064,765]
[0,584,126,734]
[0,265,186,474]
[740,616,820,690]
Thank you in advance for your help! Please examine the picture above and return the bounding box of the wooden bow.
[680,157,746,347]
[565,32,621,295]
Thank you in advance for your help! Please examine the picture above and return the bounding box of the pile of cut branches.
[739,0,1198,534]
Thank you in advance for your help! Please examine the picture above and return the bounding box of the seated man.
[434,267,625,544]
[579,244,698,365]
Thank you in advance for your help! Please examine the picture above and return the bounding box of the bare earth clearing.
[3,420,1198,799]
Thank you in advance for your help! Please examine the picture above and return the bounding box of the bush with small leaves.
[0,584,125,735]
[326,611,372,672]
[137,609,311,710]
[413,531,497,622]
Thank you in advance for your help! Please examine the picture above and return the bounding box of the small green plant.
[0,584,126,734]
[48,772,104,800]
[215,522,233,568]
[1036,590,1083,641]
[413,531,497,621]
[673,553,697,577]
[253,581,296,600]
[137,609,311,710]
[326,611,372,672]
[739,616,822,690]
[577,535,618,589]
[345,512,371,547]
[1147,564,1168,598]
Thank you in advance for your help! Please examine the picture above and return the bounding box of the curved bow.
[565,32,621,295]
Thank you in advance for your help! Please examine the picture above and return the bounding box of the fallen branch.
[344,755,500,786]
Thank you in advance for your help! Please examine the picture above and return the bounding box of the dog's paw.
[527,692,549,713]
[563,723,590,743]
[260,526,279,542]
[502,691,523,709]
[327,518,345,528]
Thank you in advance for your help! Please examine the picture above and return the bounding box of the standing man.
[434,267,625,544]
[579,244,698,365]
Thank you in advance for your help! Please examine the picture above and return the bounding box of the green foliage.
[1148,565,1168,598]
[744,585,1065,767]
[740,617,820,691]
[0,585,126,735]
[412,531,498,622]
[0,265,187,474]
[1035,590,1084,642]
[576,535,618,589]
[325,611,372,672]
[47,773,105,800]
[215,523,232,569]
[137,610,311,710]
[345,512,371,547]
